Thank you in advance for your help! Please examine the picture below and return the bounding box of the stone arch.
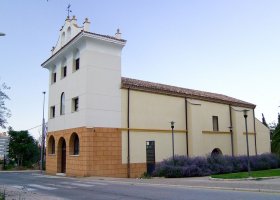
[69,132,79,155]
[57,137,66,173]
[211,148,223,157]
[47,135,55,154]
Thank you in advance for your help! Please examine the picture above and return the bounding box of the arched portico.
[57,137,66,173]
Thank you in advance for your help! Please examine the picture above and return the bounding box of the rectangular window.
[61,66,67,78]
[75,58,80,71]
[212,116,219,131]
[72,97,79,112]
[52,72,56,84]
[50,106,55,118]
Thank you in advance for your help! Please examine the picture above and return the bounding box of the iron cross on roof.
[67,4,72,18]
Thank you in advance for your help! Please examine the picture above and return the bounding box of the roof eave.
[121,82,256,109]
[41,31,126,68]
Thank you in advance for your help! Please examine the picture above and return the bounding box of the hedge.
[153,153,280,178]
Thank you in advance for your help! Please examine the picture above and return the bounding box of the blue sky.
[1,0,280,139]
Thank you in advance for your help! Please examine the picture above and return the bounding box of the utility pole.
[40,91,46,173]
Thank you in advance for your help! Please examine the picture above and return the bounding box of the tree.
[271,114,280,155]
[8,129,40,167]
[0,82,11,128]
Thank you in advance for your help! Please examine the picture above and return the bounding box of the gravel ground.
[0,186,65,200]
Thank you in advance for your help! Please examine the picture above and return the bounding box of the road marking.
[11,185,36,191]
[81,181,108,186]
[60,182,93,187]
[45,183,76,189]
[28,184,57,190]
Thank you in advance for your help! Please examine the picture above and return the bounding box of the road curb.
[0,170,41,173]
[209,176,280,181]
[84,178,280,194]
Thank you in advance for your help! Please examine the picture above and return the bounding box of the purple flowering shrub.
[153,153,280,178]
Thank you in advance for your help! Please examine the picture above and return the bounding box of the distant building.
[0,132,9,160]
[42,16,270,178]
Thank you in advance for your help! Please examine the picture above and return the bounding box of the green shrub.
[153,153,280,178]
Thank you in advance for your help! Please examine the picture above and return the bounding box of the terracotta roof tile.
[121,77,255,108]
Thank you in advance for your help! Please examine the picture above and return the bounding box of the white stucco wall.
[120,90,271,164]
[187,100,232,156]
[231,107,256,156]
[47,42,87,131]
[121,89,187,164]
[256,118,271,154]
[45,35,125,132]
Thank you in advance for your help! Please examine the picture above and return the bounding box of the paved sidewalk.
[83,176,280,194]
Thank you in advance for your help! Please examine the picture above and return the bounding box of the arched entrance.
[211,148,222,157]
[57,137,66,173]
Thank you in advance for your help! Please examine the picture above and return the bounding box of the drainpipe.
[229,105,234,156]
[127,88,131,178]
[185,98,189,157]
[253,109,257,155]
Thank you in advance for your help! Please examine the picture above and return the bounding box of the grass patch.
[211,168,280,179]
[0,191,5,200]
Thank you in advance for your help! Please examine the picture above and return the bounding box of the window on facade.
[61,66,67,78]
[72,97,79,112]
[48,136,55,154]
[50,106,55,118]
[70,133,79,155]
[52,72,56,84]
[212,116,219,131]
[75,58,80,71]
[74,134,79,155]
[60,92,65,115]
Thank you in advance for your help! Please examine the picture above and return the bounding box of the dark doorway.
[61,139,66,173]
[211,148,222,157]
[146,141,155,175]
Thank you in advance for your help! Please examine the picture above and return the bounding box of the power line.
[27,124,42,131]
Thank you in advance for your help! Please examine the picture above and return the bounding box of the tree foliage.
[0,82,11,128]
[271,114,280,155]
[8,129,40,167]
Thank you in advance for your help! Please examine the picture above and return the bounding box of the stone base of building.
[46,127,146,178]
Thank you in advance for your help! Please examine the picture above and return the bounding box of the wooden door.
[61,139,66,173]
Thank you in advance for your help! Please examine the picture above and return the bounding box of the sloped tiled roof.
[121,77,255,108]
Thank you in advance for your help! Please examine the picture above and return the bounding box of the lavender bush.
[153,153,280,178]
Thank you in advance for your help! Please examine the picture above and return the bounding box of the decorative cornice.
[120,128,187,133]
[202,131,231,134]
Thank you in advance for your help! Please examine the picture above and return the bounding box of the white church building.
[42,16,270,177]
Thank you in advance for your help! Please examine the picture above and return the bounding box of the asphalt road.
[0,171,280,200]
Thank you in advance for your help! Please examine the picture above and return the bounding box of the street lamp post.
[3,143,6,170]
[40,91,46,173]
[228,126,234,156]
[170,121,175,165]
[243,109,251,177]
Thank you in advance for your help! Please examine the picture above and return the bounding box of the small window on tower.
[52,72,56,84]
[50,106,55,118]
[61,66,67,78]
[72,97,79,112]
[75,58,80,71]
